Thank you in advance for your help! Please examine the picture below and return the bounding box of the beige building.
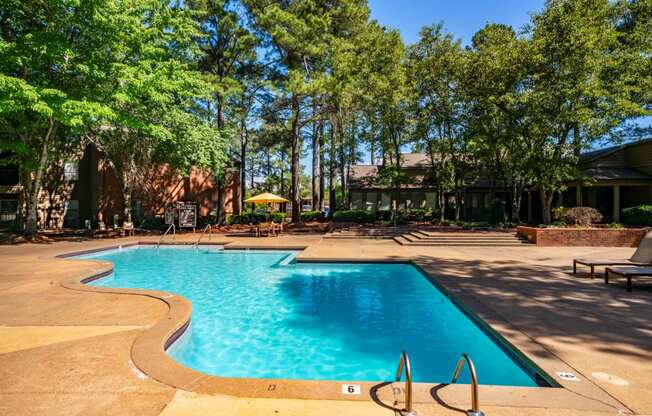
[348,139,652,223]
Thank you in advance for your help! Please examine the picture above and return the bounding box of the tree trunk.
[290,93,301,223]
[454,191,462,222]
[240,124,247,216]
[439,189,445,222]
[216,93,225,130]
[338,119,347,209]
[329,117,337,214]
[510,181,524,223]
[25,119,55,238]
[311,99,319,211]
[540,185,554,225]
[318,119,325,211]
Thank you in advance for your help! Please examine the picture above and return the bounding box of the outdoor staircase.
[393,230,533,246]
[323,226,416,240]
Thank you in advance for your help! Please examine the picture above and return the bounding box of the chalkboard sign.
[178,203,197,228]
[164,206,174,225]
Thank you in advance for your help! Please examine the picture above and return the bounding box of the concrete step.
[407,231,521,239]
[323,234,397,240]
[401,235,526,244]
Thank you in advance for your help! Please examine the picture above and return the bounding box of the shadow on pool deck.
[410,255,652,414]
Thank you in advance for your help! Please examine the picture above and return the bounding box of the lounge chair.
[605,266,652,292]
[573,231,652,279]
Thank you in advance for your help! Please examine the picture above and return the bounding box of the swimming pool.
[81,246,545,386]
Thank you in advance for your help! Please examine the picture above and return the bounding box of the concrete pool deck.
[0,233,650,415]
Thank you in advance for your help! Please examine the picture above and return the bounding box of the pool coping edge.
[56,242,629,413]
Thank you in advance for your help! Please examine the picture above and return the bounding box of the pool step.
[395,232,532,246]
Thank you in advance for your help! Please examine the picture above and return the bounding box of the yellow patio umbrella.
[245,192,289,204]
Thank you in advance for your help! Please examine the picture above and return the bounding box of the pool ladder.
[393,351,484,416]
[194,224,212,247]
[157,224,175,247]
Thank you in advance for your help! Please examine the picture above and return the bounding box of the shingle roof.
[580,138,652,163]
[401,153,431,168]
[580,167,652,181]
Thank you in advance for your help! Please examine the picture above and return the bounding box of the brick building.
[0,144,240,230]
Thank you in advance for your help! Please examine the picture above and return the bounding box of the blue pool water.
[82,246,541,386]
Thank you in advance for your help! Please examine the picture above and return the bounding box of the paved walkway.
[0,233,650,415]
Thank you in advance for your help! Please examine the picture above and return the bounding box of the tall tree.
[1,0,115,237]
[528,0,649,223]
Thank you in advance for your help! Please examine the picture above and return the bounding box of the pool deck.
[0,233,651,415]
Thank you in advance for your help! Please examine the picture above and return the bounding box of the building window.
[64,161,79,181]
[365,192,377,211]
[424,192,436,210]
[380,192,391,210]
[411,191,425,209]
[0,198,18,223]
[350,191,363,210]
[0,165,19,186]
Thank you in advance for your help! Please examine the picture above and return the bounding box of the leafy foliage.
[622,205,652,226]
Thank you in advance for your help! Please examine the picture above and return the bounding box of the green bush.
[462,221,491,229]
[138,216,164,230]
[406,209,428,222]
[622,205,652,226]
[300,211,324,222]
[332,210,375,223]
[269,212,286,223]
[376,210,392,221]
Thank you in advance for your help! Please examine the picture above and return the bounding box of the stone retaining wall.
[516,226,647,247]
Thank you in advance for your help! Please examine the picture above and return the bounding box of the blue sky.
[368,0,544,45]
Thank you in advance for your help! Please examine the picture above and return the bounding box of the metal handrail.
[451,353,484,416]
[395,351,417,416]
[157,224,175,247]
[194,223,212,247]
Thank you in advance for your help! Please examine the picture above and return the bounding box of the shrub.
[552,206,566,222]
[300,211,324,222]
[332,210,375,223]
[269,212,286,223]
[562,207,603,226]
[376,210,392,221]
[138,216,164,230]
[462,221,491,229]
[406,209,428,222]
[622,205,652,226]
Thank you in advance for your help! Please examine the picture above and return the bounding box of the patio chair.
[605,266,652,292]
[573,231,652,279]
[256,222,275,237]
[122,221,135,237]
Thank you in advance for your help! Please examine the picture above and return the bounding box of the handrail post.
[158,224,176,247]
[194,223,212,247]
[395,351,417,416]
[451,353,484,416]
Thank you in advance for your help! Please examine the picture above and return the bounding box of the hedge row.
[226,212,286,225]
[299,211,325,222]
[622,205,652,226]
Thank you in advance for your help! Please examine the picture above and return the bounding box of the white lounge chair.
[573,231,652,279]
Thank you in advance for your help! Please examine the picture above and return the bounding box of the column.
[613,185,620,222]
[576,184,582,207]
[527,191,533,223]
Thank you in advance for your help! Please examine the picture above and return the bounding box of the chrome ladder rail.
[157,224,176,247]
[395,351,417,416]
[194,224,212,247]
[451,353,484,416]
